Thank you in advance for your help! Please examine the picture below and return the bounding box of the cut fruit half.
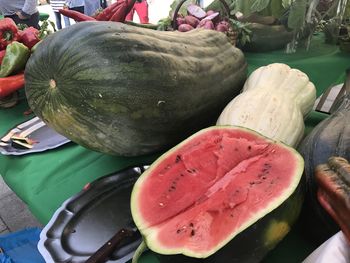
[131,126,304,261]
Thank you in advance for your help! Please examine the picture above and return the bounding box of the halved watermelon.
[131,126,304,261]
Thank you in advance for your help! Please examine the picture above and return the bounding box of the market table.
[0,35,349,262]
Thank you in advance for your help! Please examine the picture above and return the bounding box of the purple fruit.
[178,24,194,32]
[206,10,215,16]
[216,23,229,32]
[197,20,214,30]
[185,15,200,28]
[203,20,214,30]
[176,17,186,26]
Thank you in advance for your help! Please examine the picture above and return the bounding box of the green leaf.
[282,0,292,8]
[288,0,307,30]
[236,0,255,16]
[250,0,271,13]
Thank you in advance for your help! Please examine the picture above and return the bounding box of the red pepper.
[59,9,96,22]
[95,1,124,21]
[109,1,129,22]
[125,0,138,19]
[0,72,25,98]
[96,0,136,22]
[18,27,41,49]
[0,50,6,65]
[0,18,20,50]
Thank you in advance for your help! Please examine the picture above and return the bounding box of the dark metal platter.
[38,165,149,263]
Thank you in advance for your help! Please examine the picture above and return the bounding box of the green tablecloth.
[0,35,349,262]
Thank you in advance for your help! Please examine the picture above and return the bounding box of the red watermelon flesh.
[131,127,303,258]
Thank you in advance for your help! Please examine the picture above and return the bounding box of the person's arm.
[16,0,37,19]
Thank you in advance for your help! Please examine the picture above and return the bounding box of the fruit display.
[131,126,304,262]
[175,5,227,32]
[217,63,316,147]
[2,0,347,261]
[24,21,247,156]
[298,70,350,243]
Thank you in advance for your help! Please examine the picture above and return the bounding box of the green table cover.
[0,35,349,262]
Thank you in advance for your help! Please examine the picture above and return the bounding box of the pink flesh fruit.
[136,128,298,253]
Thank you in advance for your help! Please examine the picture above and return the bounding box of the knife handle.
[86,228,134,263]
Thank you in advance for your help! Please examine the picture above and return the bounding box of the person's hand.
[316,157,350,244]
[63,4,68,10]
[16,11,27,20]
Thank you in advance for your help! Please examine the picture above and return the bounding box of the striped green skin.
[25,22,247,156]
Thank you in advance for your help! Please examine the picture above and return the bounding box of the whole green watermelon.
[25,22,247,156]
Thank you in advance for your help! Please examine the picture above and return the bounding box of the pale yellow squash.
[217,63,316,146]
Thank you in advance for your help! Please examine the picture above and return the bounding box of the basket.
[171,0,238,45]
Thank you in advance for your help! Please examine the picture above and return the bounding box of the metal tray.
[0,116,70,155]
[38,165,149,263]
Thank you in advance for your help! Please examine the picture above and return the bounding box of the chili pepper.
[125,0,139,19]
[0,50,6,65]
[59,9,96,22]
[0,72,25,98]
[95,1,125,21]
[18,27,41,50]
[109,1,129,22]
[0,18,20,50]
[106,0,137,22]
[0,41,30,77]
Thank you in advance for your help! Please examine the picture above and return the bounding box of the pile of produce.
[24,21,247,156]
[131,126,304,262]
[16,0,348,259]
[0,18,51,102]
[59,0,140,23]
[59,0,250,47]
[171,3,243,45]
[175,4,230,32]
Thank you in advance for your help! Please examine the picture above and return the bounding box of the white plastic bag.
[303,231,350,263]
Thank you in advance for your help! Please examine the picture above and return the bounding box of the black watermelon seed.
[175,155,181,163]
